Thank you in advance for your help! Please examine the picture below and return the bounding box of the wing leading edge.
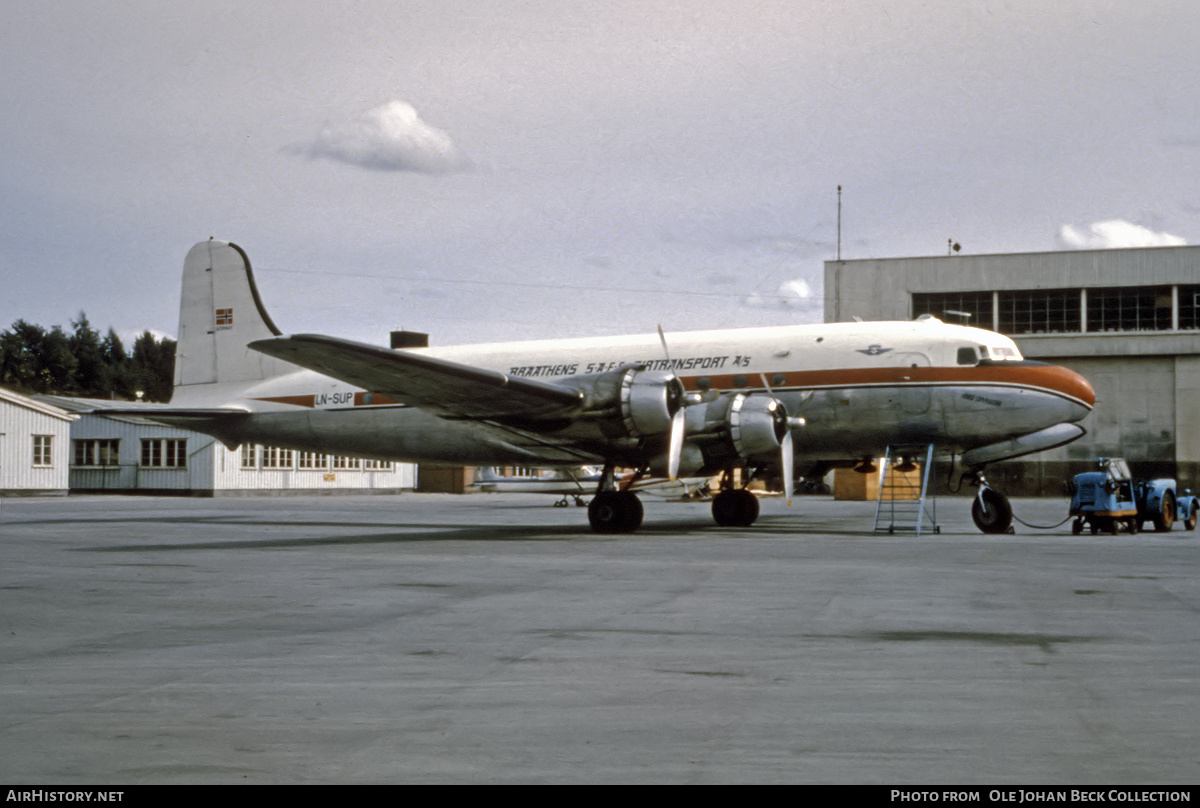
[248,333,584,420]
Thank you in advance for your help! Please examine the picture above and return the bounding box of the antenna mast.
[836,185,842,262]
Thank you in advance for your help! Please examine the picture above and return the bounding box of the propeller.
[667,408,686,480]
[761,373,795,506]
[780,428,794,507]
[659,325,687,480]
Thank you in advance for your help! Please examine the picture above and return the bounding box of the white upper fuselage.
[201,316,1094,467]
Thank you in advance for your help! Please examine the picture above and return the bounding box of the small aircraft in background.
[105,240,1094,534]
[475,466,711,507]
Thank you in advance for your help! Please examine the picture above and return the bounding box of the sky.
[3,0,1199,348]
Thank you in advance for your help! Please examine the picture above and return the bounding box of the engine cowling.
[561,365,684,440]
[682,392,790,469]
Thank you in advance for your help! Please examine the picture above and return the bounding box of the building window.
[1179,285,1200,330]
[32,435,53,467]
[141,438,187,468]
[363,459,393,470]
[997,289,1081,334]
[912,291,993,329]
[1087,286,1172,332]
[241,444,258,469]
[262,446,293,469]
[73,439,120,467]
[298,451,327,470]
[332,455,361,470]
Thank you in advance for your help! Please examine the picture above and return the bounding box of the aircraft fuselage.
[190,317,1094,470]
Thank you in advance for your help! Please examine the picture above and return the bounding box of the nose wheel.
[971,485,1014,534]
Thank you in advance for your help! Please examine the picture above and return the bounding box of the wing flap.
[248,334,583,419]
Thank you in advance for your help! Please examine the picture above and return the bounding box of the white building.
[0,387,77,496]
[825,245,1200,494]
[42,399,415,496]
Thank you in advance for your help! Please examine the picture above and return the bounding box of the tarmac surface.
[1,491,1197,785]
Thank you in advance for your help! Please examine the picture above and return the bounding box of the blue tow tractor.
[1069,457,1199,535]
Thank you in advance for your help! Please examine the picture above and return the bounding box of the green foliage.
[0,313,175,401]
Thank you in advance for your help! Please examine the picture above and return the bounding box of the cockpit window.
[981,345,1021,361]
[956,346,979,366]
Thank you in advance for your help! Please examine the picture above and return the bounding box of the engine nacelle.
[683,392,790,468]
[561,365,684,439]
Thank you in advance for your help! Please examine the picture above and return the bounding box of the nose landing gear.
[966,471,1014,534]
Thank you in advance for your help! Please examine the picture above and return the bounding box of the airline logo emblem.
[856,344,892,356]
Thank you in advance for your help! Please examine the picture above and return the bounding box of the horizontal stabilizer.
[89,406,251,420]
[249,333,584,420]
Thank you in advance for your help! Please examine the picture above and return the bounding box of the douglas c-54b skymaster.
[113,239,1095,534]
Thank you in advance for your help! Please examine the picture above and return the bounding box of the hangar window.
[298,451,328,470]
[262,446,293,469]
[997,289,1081,334]
[240,444,258,469]
[1179,284,1200,330]
[73,439,120,467]
[1087,286,1172,332]
[141,438,186,469]
[912,291,993,328]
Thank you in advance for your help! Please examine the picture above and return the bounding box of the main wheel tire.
[712,489,760,527]
[971,488,1013,534]
[588,491,644,533]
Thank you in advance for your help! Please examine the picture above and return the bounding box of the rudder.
[174,240,292,398]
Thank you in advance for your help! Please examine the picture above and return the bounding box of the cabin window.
[32,435,54,467]
[141,438,186,469]
[956,347,979,366]
[262,446,293,469]
[73,439,120,467]
[241,444,259,469]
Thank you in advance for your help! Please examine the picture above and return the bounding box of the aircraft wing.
[248,334,584,420]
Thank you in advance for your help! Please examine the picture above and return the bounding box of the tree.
[0,318,174,400]
[130,330,175,402]
[69,312,105,397]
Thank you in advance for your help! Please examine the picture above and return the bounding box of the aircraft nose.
[1054,364,1095,417]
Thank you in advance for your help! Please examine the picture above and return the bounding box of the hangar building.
[825,245,1200,495]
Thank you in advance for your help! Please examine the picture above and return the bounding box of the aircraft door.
[887,351,931,415]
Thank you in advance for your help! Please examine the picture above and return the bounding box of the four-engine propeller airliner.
[111,239,1095,534]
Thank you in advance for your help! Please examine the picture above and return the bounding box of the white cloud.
[1058,220,1186,249]
[742,278,814,310]
[290,100,469,174]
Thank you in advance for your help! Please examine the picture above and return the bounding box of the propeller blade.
[667,408,686,480]
[781,429,794,506]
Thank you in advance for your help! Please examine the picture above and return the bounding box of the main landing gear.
[710,468,760,527]
[585,465,764,533]
[588,489,644,533]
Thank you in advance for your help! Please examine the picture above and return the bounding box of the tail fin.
[173,240,293,401]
